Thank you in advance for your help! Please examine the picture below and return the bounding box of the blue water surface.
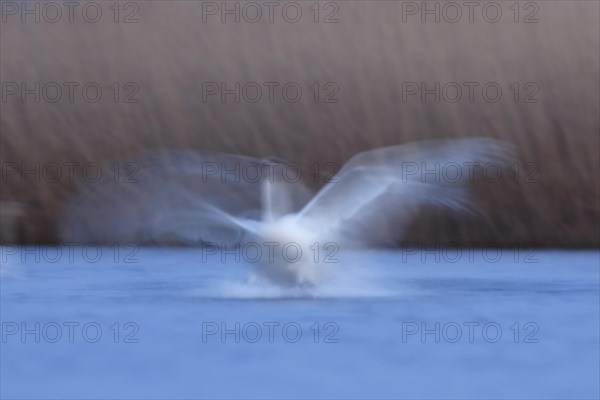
[1,246,599,399]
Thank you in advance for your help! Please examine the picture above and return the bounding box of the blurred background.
[1,1,598,246]
[1,3,599,399]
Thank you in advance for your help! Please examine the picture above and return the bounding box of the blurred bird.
[61,138,514,286]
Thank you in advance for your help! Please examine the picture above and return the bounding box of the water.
[1,247,599,399]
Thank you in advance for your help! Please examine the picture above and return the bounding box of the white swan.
[61,138,514,286]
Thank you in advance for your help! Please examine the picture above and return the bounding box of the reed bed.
[1,1,598,246]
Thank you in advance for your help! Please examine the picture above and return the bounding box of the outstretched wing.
[60,150,310,246]
[293,138,515,245]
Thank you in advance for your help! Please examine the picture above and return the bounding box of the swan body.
[61,138,514,286]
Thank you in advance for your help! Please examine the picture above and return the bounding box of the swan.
[61,138,514,286]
